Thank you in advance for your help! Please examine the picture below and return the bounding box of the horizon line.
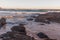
[0,7,60,9]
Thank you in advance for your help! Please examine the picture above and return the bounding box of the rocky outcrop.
[35,12,60,23]
[35,18,50,24]
[0,24,35,40]
[0,31,35,40]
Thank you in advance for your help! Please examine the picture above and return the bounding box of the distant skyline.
[0,0,60,9]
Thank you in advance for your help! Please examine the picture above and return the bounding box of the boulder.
[11,25,26,35]
[0,18,6,26]
[37,32,49,39]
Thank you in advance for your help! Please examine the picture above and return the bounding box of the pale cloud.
[0,0,60,9]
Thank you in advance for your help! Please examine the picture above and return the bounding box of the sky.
[0,0,60,9]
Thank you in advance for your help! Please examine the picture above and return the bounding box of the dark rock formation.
[34,12,60,23]
[37,32,49,39]
[11,24,26,35]
[11,26,26,35]
[0,31,35,40]
[0,18,6,25]
[0,18,6,29]
[44,38,57,40]
[35,18,50,24]
[37,32,56,40]
[27,18,33,21]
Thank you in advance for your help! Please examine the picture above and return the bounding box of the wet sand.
[25,22,60,40]
[0,21,60,40]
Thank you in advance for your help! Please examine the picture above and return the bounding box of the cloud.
[0,0,60,9]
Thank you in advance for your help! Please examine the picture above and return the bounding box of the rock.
[34,12,60,23]
[0,18,6,26]
[27,18,33,21]
[19,22,28,25]
[35,18,50,24]
[44,38,57,40]
[0,31,17,39]
[13,34,35,40]
[27,17,33,21]
[2,35,35,40]
[37,32,49,39]
[0,33,7,38]
[0,31,20,39]
[11,25,26,35]
[0,33,11,40]
[0,31,35,40]
[40,24,45,25]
